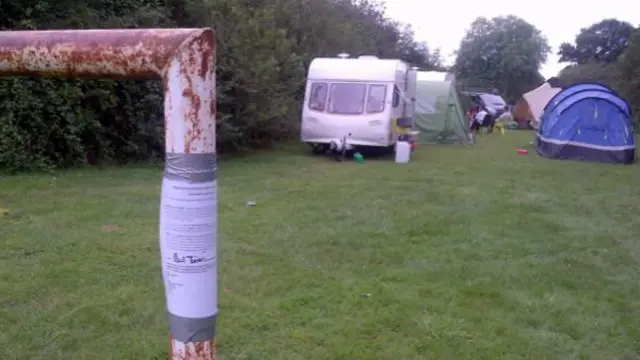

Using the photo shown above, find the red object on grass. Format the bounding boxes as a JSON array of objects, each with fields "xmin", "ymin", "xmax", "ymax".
[{"xmin": 517, "ymin": 148, "xmax": 529, "ymax": 154}]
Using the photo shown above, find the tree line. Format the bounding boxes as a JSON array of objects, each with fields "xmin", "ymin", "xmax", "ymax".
[
  {"xmin": 555, "ymin": 19, "xmax": 640, "ymax": 121},
  {"xmin": 452, "ymin": 16, "xmax": 640, "ymax": 126},
  {"xmin": 0, "ymin": 0, "xmax": 442, "ymax": 172}
]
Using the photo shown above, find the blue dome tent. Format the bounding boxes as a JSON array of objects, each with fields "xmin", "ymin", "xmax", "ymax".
[{"xmin": 536, "ymin": 83, "xmax": 635, "ymax": 164}]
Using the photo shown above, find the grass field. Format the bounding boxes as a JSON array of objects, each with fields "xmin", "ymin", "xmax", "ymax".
[{"xmin": 2, "ymin": 132, "xmax": 640, "ymax": 360}]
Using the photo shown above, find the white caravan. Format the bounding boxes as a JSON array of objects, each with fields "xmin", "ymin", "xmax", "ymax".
[{"xmin": 300, "ymin": 55, "xmax": 417, "ymax": 151}]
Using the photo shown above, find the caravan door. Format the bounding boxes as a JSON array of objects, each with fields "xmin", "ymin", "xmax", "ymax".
[{"xmin": 403, "ymin": 68, "xmax": 417, "ymax": 121}]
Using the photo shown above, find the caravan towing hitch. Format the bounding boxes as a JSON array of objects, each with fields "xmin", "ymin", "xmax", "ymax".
[{"xmin": 327, "ymin": 133, "xmax": 352, "ymax": 162}]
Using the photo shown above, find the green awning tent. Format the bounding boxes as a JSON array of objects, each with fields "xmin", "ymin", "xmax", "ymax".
[{"xmin": 414, "ymin": 71, "xmax": 470, "ymax": 144}]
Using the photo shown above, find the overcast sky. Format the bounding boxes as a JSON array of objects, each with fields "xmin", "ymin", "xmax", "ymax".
[{"xmin": 382, "ymin": 0, "xmax": 640, "ymax": 79}]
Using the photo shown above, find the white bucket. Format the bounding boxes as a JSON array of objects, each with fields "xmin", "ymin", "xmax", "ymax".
[{"xmin": 395, "ymin": 141, "xmax": 411, "ymax": 163}]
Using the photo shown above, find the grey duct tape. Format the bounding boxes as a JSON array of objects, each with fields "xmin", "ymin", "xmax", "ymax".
[
  {"xmin": 169, "ymin": 313, "xmax": 217, "ymax": 342},
  {"xmin": 165, "ymin": 152, "xmax": 216, "ymax": 182}
]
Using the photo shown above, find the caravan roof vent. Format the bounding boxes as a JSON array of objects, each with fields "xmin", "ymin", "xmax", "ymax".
[
  {"xmin": 358, "ymin": 55, "xmax": 379, "ymax": 60},
  {"xmin": 337, "ymin": 53, "xmax": 350, "ymax": 59}
]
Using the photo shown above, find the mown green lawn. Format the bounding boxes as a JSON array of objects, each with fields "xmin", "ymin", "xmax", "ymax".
[{"xmin": 1, "ymin": 132, "xmax": 640, "ymax": 360}]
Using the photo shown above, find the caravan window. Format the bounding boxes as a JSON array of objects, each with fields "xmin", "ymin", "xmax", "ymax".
[
  {"xmin": 328, "ymin": 83, "xmax": 367, "ymax": 115},
  {"xmin": 308, "ymin": 82, "xmax": 327, "ymax": 111},
  {"xmin": 366, "ymin": 84, "xmax": 387, "ymax": 113},
  {"xmin": 392, "ymin": 85, "xmax": 401, "ymax": 108}
]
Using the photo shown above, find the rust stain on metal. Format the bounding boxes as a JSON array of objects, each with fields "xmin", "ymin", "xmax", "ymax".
[
  {"xmin": 207, "ymin": 33, "xmax": 217, "ymax": 136},
  {"xmin": 171, "ymin": 28, "xmax": 214, "ymax": 153},
  {"xmin": 0, "ymin": 29, "xmax": 210, "ymax": 79},
  {"xmin": 183, "ymin": 87, "xmax": 202, "ymax": 152},
  {"xmin": 171, "ymin": 338, "xmax": 216, "ymax": 360},
  {"xmin": 196, "ymin": 31, "xmax": 214, "ymax": 79}
]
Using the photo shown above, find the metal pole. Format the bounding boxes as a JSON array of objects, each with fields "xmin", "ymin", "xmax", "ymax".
[
  {"xmin": 161, "ymin": 29, "xmax": 217, "ymax": 360},
  {"xmin": 0, "ymin": 28, "xmax": 218, "ymax": 360}
]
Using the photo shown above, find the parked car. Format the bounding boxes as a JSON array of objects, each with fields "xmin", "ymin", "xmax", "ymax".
[{"xmin": 471, "ymin": 92, "xmax": 509, "ymax": 117}]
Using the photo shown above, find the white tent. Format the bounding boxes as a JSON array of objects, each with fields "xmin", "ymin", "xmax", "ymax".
[
  {"xmin": 523, "ymin": 82, "xmax": 562, "ymax": 129},
  {"xmin": 418, "ymin": 71, "xmax": 455, "ymax": 82}
]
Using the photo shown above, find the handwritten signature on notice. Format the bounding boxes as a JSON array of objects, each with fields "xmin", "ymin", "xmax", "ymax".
[{"xmin": 172, "ymin": 252, "xmax": 212, "ymax": 264}]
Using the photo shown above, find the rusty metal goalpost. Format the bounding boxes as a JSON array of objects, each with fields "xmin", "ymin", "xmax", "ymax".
[{"xmin": 0, "ymin": 28, "xmax": 218, "ymax": 360}]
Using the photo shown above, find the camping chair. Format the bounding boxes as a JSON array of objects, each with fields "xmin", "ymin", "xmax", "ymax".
[{"xmin": 492, "ymin": 112, "xmax": 513, "ymax": 135}]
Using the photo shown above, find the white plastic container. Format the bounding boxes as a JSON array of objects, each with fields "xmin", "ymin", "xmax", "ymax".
[{"xmin": 395, "ymin": 141, "xmax": 411, "ymax": 163}]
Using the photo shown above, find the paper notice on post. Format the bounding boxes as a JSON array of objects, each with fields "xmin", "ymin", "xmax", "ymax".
[{"xmin": 160, "ymin": 178, "xmax": 217, "ymax": 318}]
